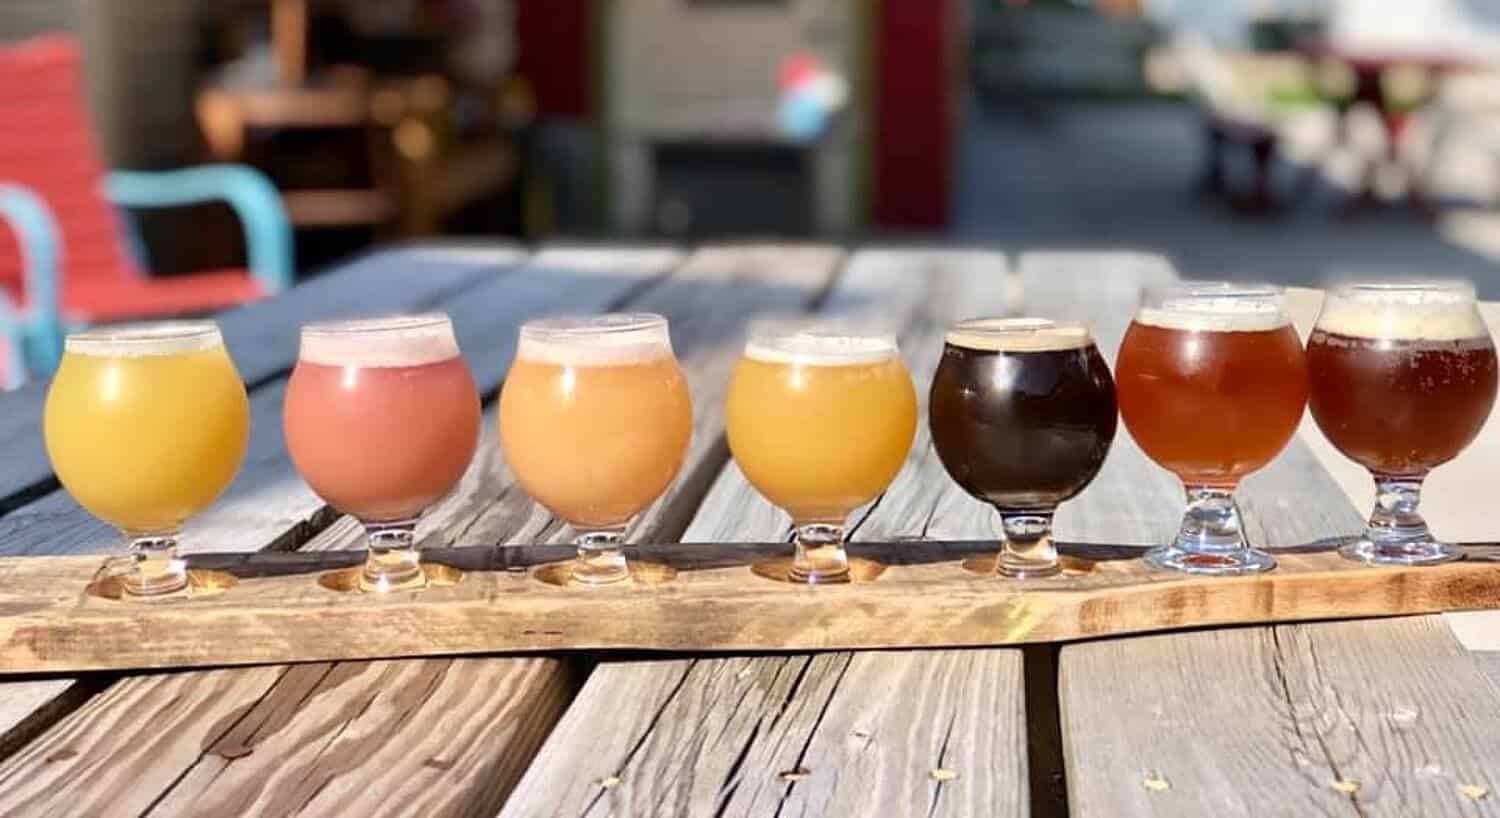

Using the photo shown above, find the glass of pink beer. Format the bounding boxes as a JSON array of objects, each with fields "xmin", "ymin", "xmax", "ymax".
[
  {"xmin": 499, "ymin": 314, "xmax": 692, "ymax": 584},
  {"xmin": 285, "ymin": 314, "xmax": 480, "ymax": 592}
]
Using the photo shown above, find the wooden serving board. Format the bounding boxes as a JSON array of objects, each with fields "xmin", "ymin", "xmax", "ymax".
[{"xmin": 4, "ymin": 540, "xmax": 1500, "ymax": 674}]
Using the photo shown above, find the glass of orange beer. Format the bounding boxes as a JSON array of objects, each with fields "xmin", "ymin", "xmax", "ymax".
[
  {"xmin": 285, "ymin": 315, "xmax": 481, "ymax": 592},
  {"xmin": 1116, "ymin": 283, "xmax": 1308, "ymax": 575},
  {"xmin": 499, "ymin": 314, "xmax": 693, "ymax": 584},
  {"xmin": 1307, "ymin": 280, "xmax": 1497, "ymax": 565},
  {"xmin": 726, "ymin": 320, "xmax": 918, "ymax": 583},
  {"xmin": 44, "ymin": 322, "xmax": 250, "ymax": 596}
]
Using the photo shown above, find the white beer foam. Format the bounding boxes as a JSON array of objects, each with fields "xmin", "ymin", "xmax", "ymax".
[
  {"xmin": 1138, "ymin": 297, "xmax": 1288, "ymax": 332},
  {"xmin": 66, "ymin": 322, "xmax": 223, "ymax": 357},
  {"xmin": 945, "ymin": 318, "xmax": 1091, "ymax": 352},
  {"xmin": 745, "ymin": 332, "xmax": 898, "ymax": 366},
  {"xmin": 1317, "ymin": 285, "xmax": 1489, "ymax": 342},
  {"xmin": 517, "ymin": 314, "xmax": 672, "ymax": 366},
  {"xmin": 301, "ymin": 315, "xmax": 460, "ymax": 367}
]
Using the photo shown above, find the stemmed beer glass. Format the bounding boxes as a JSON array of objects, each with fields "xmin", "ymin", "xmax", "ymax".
[
  {"xmin": 284, "ymin": 314, "xmax": 481, "ymax": 592},
  {"xmin": 499, "ymin": 314, "xmax": 693, "ymax": 584},
  {"xmin": 1115, "ymin": 283, "xmax": 1308, "ymax": 575},
  {"xmin": 45, "ymin": 322, "xmax": 250, "ymax": 596},
  {"xmin": 1306, "ymin": 280, "xmax": 1497, "ymax": 565},
  {"xmin": 725, "ymin": 320, "xmax": 917, "ymax": 583},
  {"xmin": 929, "ymin": 318, "xmax": 1117, "ymax": 578}
]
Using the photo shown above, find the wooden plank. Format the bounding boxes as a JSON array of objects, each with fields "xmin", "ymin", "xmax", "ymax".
[
  {"xmin": 0, "ymin": 244, "xmax": 835, "ymax": 816},
  {"xmin": 0, "ymin": 243, "xmax": 525, "ymax": 509},
  {"xmin": 1058, "ymin": 268, "xmax": 1500, "ymax": 816},
  {"xmin": 501, "ymin": 248, "xmax": 1029, "ymax": 818}
]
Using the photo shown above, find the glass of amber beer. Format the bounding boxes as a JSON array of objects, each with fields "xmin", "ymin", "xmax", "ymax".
[
  {"xmin": 726, "ymin": 320, "xmax": 918, "ymax": 583},
  {"xmin": 45, "ymin": 322, "xmax": 250, "ymax": 596},
  {"xmin": 285, "ymin": 315, "xmax": 481, "ymax": 592},
  {"xmin": 499, "ymin": 314, "xmax": 693, "ymax": 584},
  {"xmin": 1116, "ymin": 283, "xmax": 1308, "ymax": 574},
  {"xmin": 1307, "ymin": 280, "xmax": 1497, "ymax": 565},
  {"xmin": 930, "ymin": 319, "xmax": 1118, "ymax": 578}
]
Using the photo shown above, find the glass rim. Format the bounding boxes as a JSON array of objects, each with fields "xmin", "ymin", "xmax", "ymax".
[
  {"xmin": 519, "ymin": 312, "xmax": 667, "ymax": 340},
  {"xmin": 64, "ymin": 321, "xmax": 222, "ymax": 355},
  {"xmin": 1150, "ymin": 280, "xmax": 1285, "ymax": 301},
  {"xmin": 1330, "ymin": 278, "xmax": 1476, "ymax": 299},
  {"xmin": 301, "ymin": 313, "xmax": 452, "ymax": 338},
  {"xmin": 944, "ymin": 317, "xmax": 1093, "ymax": 351},
  {"xmin": 745, "ymin": 315, "xmax": 900, "ymax": 344}
]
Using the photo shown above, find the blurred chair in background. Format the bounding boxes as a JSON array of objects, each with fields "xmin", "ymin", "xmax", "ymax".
[{"xmin": 0, "ymin": 36, "xmax": 293, "ymax": 385}]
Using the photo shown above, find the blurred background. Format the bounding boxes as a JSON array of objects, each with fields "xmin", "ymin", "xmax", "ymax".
[{"xmin": 0, "ymin": 0, "xmax": 1498, "ymax": 382}]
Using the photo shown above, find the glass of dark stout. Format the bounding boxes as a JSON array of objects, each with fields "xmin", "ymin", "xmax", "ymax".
[
  {"xmin": 1307, "ymin": 280, "xmax": 1498, "ymax": 565},
  {"xmin": 930, "ymin": 318, "xmax": 1118, "ymax": 578}
]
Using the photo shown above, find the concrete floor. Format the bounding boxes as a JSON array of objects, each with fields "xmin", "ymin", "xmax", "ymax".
[{"xmin": 953, "ymin": 100, "xmax": 1500, "ymax": 296}]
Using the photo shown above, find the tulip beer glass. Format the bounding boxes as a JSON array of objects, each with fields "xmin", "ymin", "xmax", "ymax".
[
  {"xmin": 499, "ymin": 314, "xmax": 693, "ymax": 584},
  {"xmin": 726, "ymin": 321, "xmax": 917, "ymax": 583},
  {"xmin": 1307, "ymin": 280, "xmax": 1497, "ymax": 565},
  {"xmin": 45, "ymin": 322, "xmax": 250, "ymax": 596},
  {"xmin": 930, "ymin": 318, "xmax": 1118, "ymax": 578},
  {"xmin": 1116, "ymin": 283, "xmax": 1308, "ymax": 575},
  {"xmin": 285, "ymin": 314, "xmax": 481, "ymax": 592}
]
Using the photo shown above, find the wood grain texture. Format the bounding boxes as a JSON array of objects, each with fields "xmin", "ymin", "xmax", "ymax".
[
  {"xmin": 1060, "ymin": 270, "xmax": 1498, "ymax": 816},
  {"xmin": 8, "ymin": 540, "xmax": 1500, "ymax": 673},
  {"xmin": 501, "ymin": 248, "xmax": 1030, "ymax": 818},
  {"xmin": 0, "ymin": 243, "xmax": 525, "ymax": 507}
]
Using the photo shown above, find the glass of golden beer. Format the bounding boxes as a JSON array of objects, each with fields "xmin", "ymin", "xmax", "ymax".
[
  {"xmin": 726, "ymin": 320, "xmax": 918, "ymax": 583},
  {"xmin": 499, "ymin": 314, "xmax": 693, "ymax": 584},
  {"xmin": 1307, "ymin": 280, "xmax": 1498, "ymax": 565},
  {"xmin": 44, "ymin": 322, "xmax": 250, "ymax": 596},
  {"xmin": 1115, "ymin": 283, "xmax": 1308, "ymax": 575}
]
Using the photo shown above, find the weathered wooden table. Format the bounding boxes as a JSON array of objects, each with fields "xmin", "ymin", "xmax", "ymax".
[{"xmin": 1, "ymin": 243, "xmax": 1498, "ymax": 817}]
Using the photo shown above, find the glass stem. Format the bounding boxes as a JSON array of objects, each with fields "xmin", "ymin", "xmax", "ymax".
[
  {"xmin": 361, "ymin": 519, "xmax": 424, "ymax": 593},
  {"xmin": 790, "ymin": 522, "xmax": 849, "ymax": 584},
  {"xmin": 1175, "ymin": 487, "xmax": 1246, "ymax": 553},
  {"xmin": 573, "ymin": 525, "xmax": 629, "ymax": 585},
  {"xmin": 125, "ymin": 531, "xmax": 187, "ymax": 596},
  {"xmin": 1368, "ymin": 474, "xmax": 1430, "ymax": 543},
  {"xmin": 997, "ymin": 510, "xmax": 1059, "ymax": 578}
]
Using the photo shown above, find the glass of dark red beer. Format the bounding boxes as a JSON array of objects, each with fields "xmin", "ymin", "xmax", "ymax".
[
  {"xmin": 1116, "ymin": 283, "xmax": 1308, "ymax": 575},
  {"xmin": 1307, "ymin": 280, "xmax": 1498, "ymax": 565},
  {"xmin": 930, "ymin": 318, "xmax": 1118, "ymax": 578}
]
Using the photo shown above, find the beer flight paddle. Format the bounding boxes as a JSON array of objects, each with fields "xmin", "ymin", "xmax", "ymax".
[{"xmin": 37, "ymin": 278, "xmax": 1500, "ymax": 601}]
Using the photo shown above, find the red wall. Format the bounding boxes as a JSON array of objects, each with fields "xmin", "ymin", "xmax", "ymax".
[
  {"xmin": 874, "ymin": 0, "xmax": 955, "ymax": 228},
  {"xmin": 515, "ymin": 0, "xmax": 590, "ymax": 117}
]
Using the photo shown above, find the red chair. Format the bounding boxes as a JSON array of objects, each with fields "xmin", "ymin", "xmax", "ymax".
[{"xmin": 0, "ymin": 36, "xmax": 292, "ymax": 377}]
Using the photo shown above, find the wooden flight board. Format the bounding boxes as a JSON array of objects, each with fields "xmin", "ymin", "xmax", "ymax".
[{"xmin": 3, "ymin": 540, "xmax": 1500, "ymax": 674}]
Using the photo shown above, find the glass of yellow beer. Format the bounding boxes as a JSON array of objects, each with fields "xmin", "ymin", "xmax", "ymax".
[
  {"xmin": 499, "ymin": 314, "xmax": 693, "ymax": 584},
  {"xmin": 726, "ymin": 320, "xmax": 918, "ymax": 583},
  {"xmin": 44, "ymin": 322, "xmax": 250, "ymax": 596}
]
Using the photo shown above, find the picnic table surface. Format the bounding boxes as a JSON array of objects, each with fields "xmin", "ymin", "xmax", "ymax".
[{"xmin": 0, "ymin": 242, "xmax": 1498, "ymax": 818}]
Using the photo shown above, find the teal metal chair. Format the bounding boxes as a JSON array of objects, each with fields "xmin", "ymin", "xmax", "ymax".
[{"xmin": 0, "ymin": 36, "xmax": 293, "ymax": 384}]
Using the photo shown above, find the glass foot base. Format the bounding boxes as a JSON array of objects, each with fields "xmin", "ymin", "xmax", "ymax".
[
  {"xmin": 1146, "ymin": 545, "xmax": 1276, "ymax": 576},
  {"xmin": 1340, "ymin": 538, "xmax": 1464, "ymax": 566},
  {"xmin": 571, "ymin": 563, "xmax": 630, "ymax": 585},
  {"xmin": 359, "ymin": 569, "xmax": 428, "ymax": 594},
  {"xmin": 124, "ymin": 558, "xmax": 189, "ymax": 597}
]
